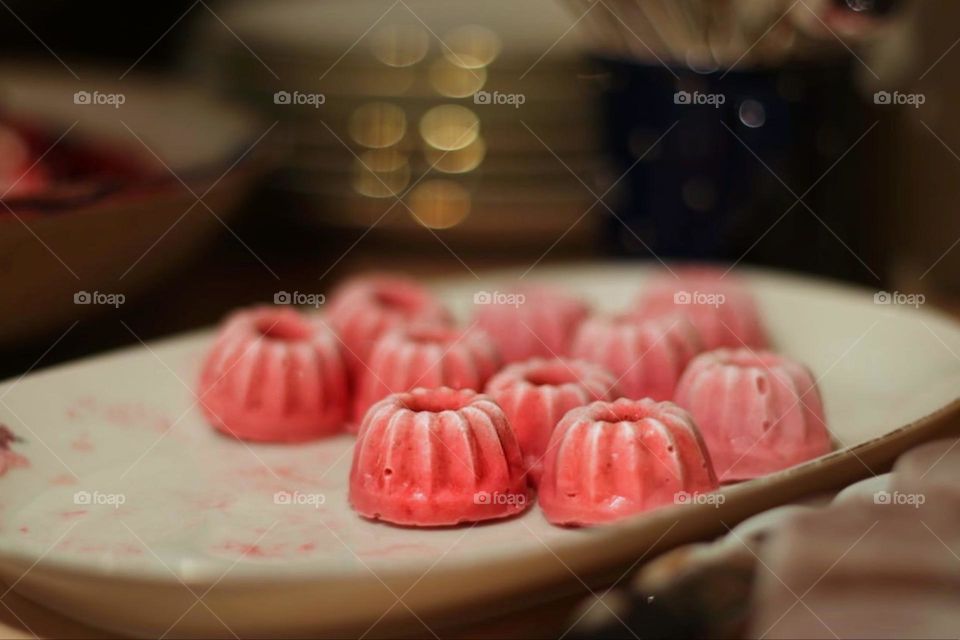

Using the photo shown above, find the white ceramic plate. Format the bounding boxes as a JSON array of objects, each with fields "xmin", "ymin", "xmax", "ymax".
[{"xmin": 2, "ymin": 264, "xmax": 959, "ymax": 638}]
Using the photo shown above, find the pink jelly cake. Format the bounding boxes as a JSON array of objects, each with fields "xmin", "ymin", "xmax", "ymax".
[
  {"xmin": 473, "ymin": 286, "xmax": 589, "ymax": 363},
  {"xmin": 198, "ymin": 307, "xmax": 349, "ymax": 442},
  {"xmin": 674, "ymin": 348, "xmax": 831, "ymax": 481},
  {"xmin": 633, "ymin": 267, "xmax": 769, "ymax": 350},
  {"xmin": 353, "ymin": 323, "xmax": 501, "ymax": 425},
  {"xmin": 326, "ymin": 274, "xmax": 452, "ymax": 380},
  {"xmin": 539, "ymin": 398, "xmax": 718, "ymax": 526},
  {"xmin": 571, "ymin": 314, "xmax": 702, "ymax": 401},
  {"xmin": 484, "ymin": 358, "xmax": 618, "ymax": 484},
  {"xmin": 349, "ymin": 387, "xmax": 530, "ymax": 526}
]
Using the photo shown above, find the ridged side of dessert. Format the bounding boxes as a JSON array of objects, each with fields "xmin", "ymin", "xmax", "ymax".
[
  {"xmin": 326, "ymin": 274, "xmax": 452, "ymax": 380},
  {"xmin": 571, "ymin": 314, "xmax": 703, "ymax": 401},
  {"xmin": 473, "ymin": 286, "xmax": 589, "ymax": 363},
  {"xmin": 353, "ymin": 324, "xmax": 501, "ymax": 425},
  {"xmin": 199, "ymin": 306, "xmax": 349, "ymax": 442},
  {"xmin": 349, "ymin": 387, "xmax": 530, "ymax": 526},
  {"xmin": 539, "ymin": 398, "xmax": 718, "ymax": 525},
  {"xmin": 674, "ymin": 348, "xmax": 830, "ymax": 481},
  {"xmin": 485, "ymin": 358, "xmax": 618, "ymax": 484},
  {"xmin": 634, "ymin": 267, "xmax": 769, "ymax": 350}
]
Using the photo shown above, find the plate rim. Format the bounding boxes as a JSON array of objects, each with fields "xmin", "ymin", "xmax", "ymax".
[{"xmin": 2, "ymin": 262, "xmax": 960, "ymax": 587}]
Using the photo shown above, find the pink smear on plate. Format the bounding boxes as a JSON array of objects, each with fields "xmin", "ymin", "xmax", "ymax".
[
  {"xmin": 213, "ymin": 540, "xmax": 318, "ymax": 559},
  {"xmin": 0, "ymin": 425, "xmax": 29, "ymax": 476},
  {"xmin": 65, "ymin": 398, "xmax": 171, "ymax": 433},
  {"xmin": 70, "ymin": 434, "xmax": 94, "ymax": 452}
]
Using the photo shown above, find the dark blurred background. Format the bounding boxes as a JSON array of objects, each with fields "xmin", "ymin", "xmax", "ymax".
[{"xmin": 2, "ymin": 0, "xmax": 959, "ymax": 378}]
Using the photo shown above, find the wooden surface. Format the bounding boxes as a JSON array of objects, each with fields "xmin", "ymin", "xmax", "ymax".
[{"xmin": 0, "ymin": 591, "xmax": 110, "ymax": 640}]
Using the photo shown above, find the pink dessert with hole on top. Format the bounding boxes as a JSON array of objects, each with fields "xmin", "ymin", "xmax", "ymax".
[
  {"xmin": 674, "ymin": 348, "xmax": 830, "ymax": 482},
  {"xmin": 571, "ymin": 313, "xmax": 703, "ymax": 401},
  {"xmin": 352, "ymin": 323, "xmax": 501, "ymax": 426},
  {"xmin": 326, "ymin": 274, "xmax": 452, "ymax": 381},
  {"xmin": 349, "ymin": 387, "xmax": 530, "ymax": 526},
  {"xmin": 484, "ymin": 358, "xmax": 618, "ymax": 485},
  {"xmin": 198, "ymin": 306, "xmax": 349, "ymax": 442},
  {"xmin": 633, "ymin": 266, "xmax": 769, "ymax": 350},
  {"xmin": 539, "ymin": 398, "xmax": 718, "ymax": 526},
  {"xmin": 473, "ymin": 286, "xmax": 589, "ymax": 363}
]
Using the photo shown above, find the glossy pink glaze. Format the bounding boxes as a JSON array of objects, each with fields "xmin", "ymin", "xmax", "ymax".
[
  {"xmin": 349, "ymin": 388, "xmax": 530, "ymax": 526},
  {"xmin": 198, "ymin": 306, "xmax": 349, "ymax": 442},
  {"xmin": 353, "ymin": 324, "xmax": 501, "ymax": 425},
  {"xmin": 674, "ymin": 348, "xmax": 831, "ymax": 481},
  {"xmin": 484, "ymin": 358, "xmax": 618, "ymax": 484},
  {"xmin": 539, "ymin": 398, "xmax": 718, "ymax": 526},
  {"xmin": 473, "ymin": 286, "xmax": 590, "ymax": 363},
  {"xmin": 633, "ymin": 267, "xmax": 769, "ymax": 350},
  {"xmin": 571, "ymin": 314, "xmax": 703, "ymax": 401}
]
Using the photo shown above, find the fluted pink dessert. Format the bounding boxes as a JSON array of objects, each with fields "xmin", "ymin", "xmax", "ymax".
[
  {"xmin": 473, "ymin": 286, "xmax": 589, "ymax": 363},
  {"xmin": 353, "ymin": 324, "xmax": 501, "ymax": 425},
  {"xmin": 349, "ymin": 387, "xmax": 530, "ymax": 526},
  {"xmin": 485, "ymin": 358, "xmax": 618, "ymax": 484},
  {"xmin": 571, "ymin": 314, "xmax": 703, "ymax": 401},
  {"xmin": 674, "ymin": 348, "xmax": 831, "ymax": 481},
  {"xmin": 539, "ymin": 398, "xmax": 718, "ymax": 526},
  {"xmin": 198, "ymin": 307, "xmax": 349, "ymax": 442},
  {"xmin": 634, "ymin": 267, "xmax": 769, "ymax": 350},
  {"xmin": 326, "ymin": 274, "xmax": 452, "ymax": 379}
]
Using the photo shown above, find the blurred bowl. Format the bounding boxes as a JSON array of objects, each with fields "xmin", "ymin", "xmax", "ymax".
[{"xmin": 0, "ymin": 64, "xmax": 271, "ymax": 347}]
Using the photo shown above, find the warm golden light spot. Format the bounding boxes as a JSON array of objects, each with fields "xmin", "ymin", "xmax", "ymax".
[
  {"xmin": 441, "ymin": 25, "xmax": 501, "ymax": 69},
  {"xmin": 419, "ymin": 105, "xmax": 479, "ymax": 151},
  {"xmin": 428, "ymin": 56, "xmax": 487, "ymax": 98},
  {"xmin": 360, "ymin": 148, "xmax": 408, "ymax": 172},
  {"xmin": 369, "ymin": 25, "xmax": 429, "ymax": 68},
  {"xmin": 423, "ymin": 135, "xmax": 486, "ymax": 174},
  {"xmin": 352, "ymin": 149, "xmax": 410, "ymax": 198},
  {"xmin": 349, "ymin": 102, "xmax": 407, "ymax": 149},
  {"xmin": 408, "ymin": 180, "xmax": 471, "ymax": 228}
]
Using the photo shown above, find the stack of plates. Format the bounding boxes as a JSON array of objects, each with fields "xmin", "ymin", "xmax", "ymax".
[{"xmin": 190, "ymin": 0, "xmax": 601, "ymax": 247}]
